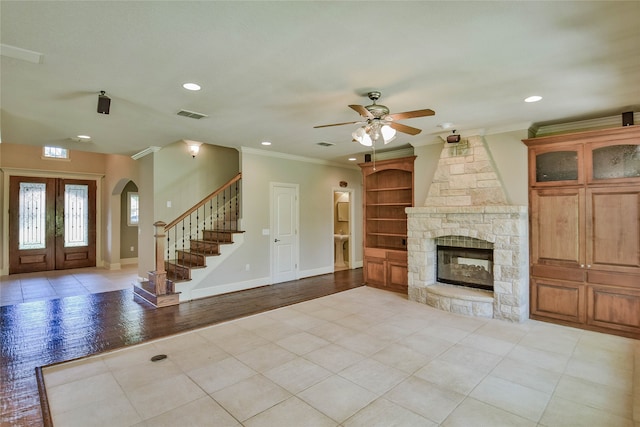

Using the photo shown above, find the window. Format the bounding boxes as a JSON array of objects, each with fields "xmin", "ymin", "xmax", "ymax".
[
  {"xmin": 43, "ymin": 146, "xmax": 69, "ymax": 159},
  {"xmin": 128, "ymin": 192, "xmax": 139, "ymax": 226}
]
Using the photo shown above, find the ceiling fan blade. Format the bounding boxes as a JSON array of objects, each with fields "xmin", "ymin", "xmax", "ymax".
[
  {"xmin": 387, "ymin": 109, "xmax": 435, "ymax": 120},
  {"xmin": 313, "ymin": 121, "xmax": 361, "ymax": 129},
  {"xmin": 349, "ymin": 104, "xmax": 374, "ymax": 119},
  {"xmin": 389, "ymin": 121, "xmax": 422, "ymax": 136}
]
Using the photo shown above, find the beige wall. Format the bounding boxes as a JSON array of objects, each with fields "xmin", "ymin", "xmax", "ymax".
[
  {"xmin": 413, "ymin": 130, "xmax": 529, "ymax": 207},
  {"xmin": 1, "ymin": 143, "xmax": 107, "ymax": 172},
  {"xmin": 153, "ymin": 142, "xmax": 240, "ymax": 223},
  {"xmin": 0, "ymin": 143, "xmax": 139, "ymax": 274},
  {"xmin": 103, "ymin": 153, "xmax": 139, "ymax": 269},
  {"xmin": 137, "ymin": 154, "xmax": 155, "ymax": 277},
  {"xmin": 120, "ymin": 181, "xmax": 139, "ymax": 260},
  {"xmin": 193, "ymin": 148, "xmax": 363, "ymax": 287}
]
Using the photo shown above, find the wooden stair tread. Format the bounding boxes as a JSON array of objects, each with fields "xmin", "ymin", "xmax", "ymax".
[{"xmin": 164, "ymin": 229, "xmax": 245, "ymax": 289}]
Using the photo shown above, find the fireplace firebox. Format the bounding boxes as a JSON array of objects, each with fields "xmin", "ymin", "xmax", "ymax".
[{"xmin": 437, "ymin": 246, "xmax": 493, "ymax": 291}]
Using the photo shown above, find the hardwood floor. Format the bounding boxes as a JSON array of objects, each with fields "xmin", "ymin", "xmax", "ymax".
[{"xmin": 0, "ymin": 268, "xmax": 364, "ymax": 426}]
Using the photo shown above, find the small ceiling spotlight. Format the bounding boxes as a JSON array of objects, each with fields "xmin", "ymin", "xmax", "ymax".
[
  {"xmin": 97, "ymin": 90, "xmax": 110, "ymax": 114},
  {"xmin": 524, "ymin": 95, "xmax": 542, "ymax": 103},
  {"xmin": 446, "ymin": 130, "xmax": 461, "ymax": 144},
  {"xmin": 184, "ymin": 139, "xmax": 202, "ymax": 158},
  {"xmin": 261, "ymin": 141, "xmax": 272, "ymax": 146}
]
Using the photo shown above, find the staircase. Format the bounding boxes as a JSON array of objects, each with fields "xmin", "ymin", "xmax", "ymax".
[
  {"xmin": 133, "ymin": 173, "xmax": 243, "ymax": 307},
  {"xmin": 165, "ymin": 229, "xmax": 244, "ymax": 282}
]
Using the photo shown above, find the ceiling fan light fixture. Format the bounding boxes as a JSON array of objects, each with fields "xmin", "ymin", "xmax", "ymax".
[
  {"xmin": 352, "ymin": 127, "xmax": 372, "ymax": 146},
  {"xmin": 381, "ymin": 125, "xmax": 396, "ymax": 144},
  {"xmin": 316, "ymin": 91, "xmax": 433, "ymax": 147}
]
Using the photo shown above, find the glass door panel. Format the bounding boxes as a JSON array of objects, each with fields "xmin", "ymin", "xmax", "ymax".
[
  {"xmin": 18, "ymin": 182, "xmax": 47, "ymax": 250},
  {"xmin": 64, "ymin": 184, "xmax": 89, "ymax": 247},
  {"xmin": 592, "ymin": 144, "xmax": 640, "ymax": 180}
]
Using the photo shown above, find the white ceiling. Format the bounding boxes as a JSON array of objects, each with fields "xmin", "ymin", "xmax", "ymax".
[{"xmin": 2, "ymin": 1, "xmax": 639, "ymax": 165}]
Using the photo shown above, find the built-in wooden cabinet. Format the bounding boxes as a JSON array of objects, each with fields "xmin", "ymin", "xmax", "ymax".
[
  {"xmin": 524, "ymin": 126, "xmax": 640, "ymax": 338},
  {"xmin": 360, "ymin": 156, "xmax": 415, "ymax": 294}
]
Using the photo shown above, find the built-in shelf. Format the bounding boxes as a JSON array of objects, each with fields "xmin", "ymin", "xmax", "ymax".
[{"xmin": 360, "ymin": 156, "xmax": 415, "ymax": 294}]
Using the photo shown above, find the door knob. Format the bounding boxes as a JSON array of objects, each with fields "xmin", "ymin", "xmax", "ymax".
[{"xmin": 274, "ymin": 239, "xmax": 280, "ymax": 242}]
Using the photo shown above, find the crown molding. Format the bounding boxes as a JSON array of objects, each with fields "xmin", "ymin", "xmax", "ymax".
[
  {"xmin": 532, "ymin": 113, "xmax": 639, "ymax": 137},
  {"xmin": 131, "ymin": 146, "xmax": 161, "ymax": 160},
  {"xmin": 239, "ymin": 146, "xmax": 359, "ymax": 170}
]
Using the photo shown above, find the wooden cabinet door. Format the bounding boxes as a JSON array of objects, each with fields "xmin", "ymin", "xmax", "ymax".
[
  {"xmin": 586, "ymin": 186, "xmax": 640, "ymax": 275},
  {"xmin": 363, "ymin": 257, "xmax": 386, "ymax": 287},
  {"xmin": 530, "ymin": 277, "xmax": 585, "ymax": 324},
  {"xmin": 530, "ymin": 188, "xmax": 585, "ymax": 268},
  {"xmin": 587, "ymin": 285, "xmax": 640, "ymax": 336},
  {"xmin": 386, "ymin": 261, "xmax": 408, "ymax": 293}
]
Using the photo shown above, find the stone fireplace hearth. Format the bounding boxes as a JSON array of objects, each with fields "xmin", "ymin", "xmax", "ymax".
[{"xmin": 407, "ymin": 135, "xmax": 529, "ymax": 322}]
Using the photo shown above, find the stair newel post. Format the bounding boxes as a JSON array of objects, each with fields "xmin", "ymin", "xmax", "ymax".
[{"xmin": 153, "ymin": 221, "xmax": 168, "ymax": 295}]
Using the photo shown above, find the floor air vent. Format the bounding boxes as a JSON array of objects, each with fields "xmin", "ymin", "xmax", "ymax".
[{"xmin": 177, "ymin": 109, "xmax": 208, "ymax": 119}]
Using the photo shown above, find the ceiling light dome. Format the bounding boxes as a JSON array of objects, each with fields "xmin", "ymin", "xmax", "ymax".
[
  {"xmin": 381, "ymin": 125, "xmax": 396, "ymax": 144},
  {"xmin": 352, "ymin": 127, "xmax": 372, "ymax": 146}
]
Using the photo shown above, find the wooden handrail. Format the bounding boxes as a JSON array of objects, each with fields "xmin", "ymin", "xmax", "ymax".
[{"xmin": 164, "ymin": 172, "xmax": 241, "ymax": 231}]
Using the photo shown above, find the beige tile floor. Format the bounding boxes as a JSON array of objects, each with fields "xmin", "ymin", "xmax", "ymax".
[
  {"xmin": 43, "ymin": 286, "xmax": 639, "ymax": 427},
  {"xmin": 0, "ymin": 264, "xmax": 140, "ymax": 306}
]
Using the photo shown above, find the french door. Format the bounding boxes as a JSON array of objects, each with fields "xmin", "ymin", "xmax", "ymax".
[{"xmin": 9, "ymin": 176, "xmax": 96, "ymax": 274}]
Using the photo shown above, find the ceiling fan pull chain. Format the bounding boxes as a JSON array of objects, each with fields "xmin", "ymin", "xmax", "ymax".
[{"xmin": 372, "ymin": 145, "xmax": 376, "ymax": 171}]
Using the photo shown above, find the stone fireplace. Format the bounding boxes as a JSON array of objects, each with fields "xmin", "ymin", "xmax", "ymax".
[{"xmin": 407, "ymin": 136, "xmax": 529, "ymax": 322}]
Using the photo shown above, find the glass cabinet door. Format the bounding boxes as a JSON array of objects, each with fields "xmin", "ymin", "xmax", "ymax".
[
  {"xmin": 590, "ymin": 143, "xmax": 640, "ymax": 181},
  {"xmin": 536, "ymin": 151, "xmax": 579, "ymax": 182},
  {"xmin": 530, "ymin": 144, "xmax": 583, "ymax": 186}
]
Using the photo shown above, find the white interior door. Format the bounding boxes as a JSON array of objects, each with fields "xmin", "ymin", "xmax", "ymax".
[{"xmin": 271, "ymin": 183, "xmax": 298, "ymax": 283}]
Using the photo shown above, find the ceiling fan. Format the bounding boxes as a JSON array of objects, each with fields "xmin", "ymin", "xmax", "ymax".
[{"xmin": 314, "ymin": 91, "xmax": 435, "ymax": 146}]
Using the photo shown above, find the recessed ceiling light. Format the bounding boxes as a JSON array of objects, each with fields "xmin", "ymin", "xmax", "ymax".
[
  {"xmin": 348, "ymin": 157, "xmax": 357, "ymax": 161},
  {"xmin": 524, "ymin": 95, "xmax": 542, "ymax": 103},
  {"xmin": 182, "ymin": 83, "xmax": 201, "ymax": 91},
  {"xmin": 437, "ymin": 122, "xmax": 454, "ymax": 129},
  {"xmin": 77, "ymin": 135, "xmax": 91, "ymax": 140},
  {"xmin": 261, "ymin": 141, "xmax": 271, "ymax": 146}
]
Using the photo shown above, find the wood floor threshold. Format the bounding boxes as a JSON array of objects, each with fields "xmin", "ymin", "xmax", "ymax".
[{"xmin": 1, "ymin": 268, "xmax": 364, "ymax": 426}]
